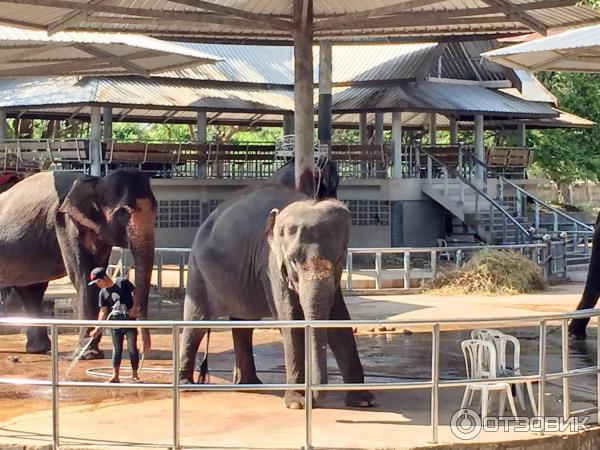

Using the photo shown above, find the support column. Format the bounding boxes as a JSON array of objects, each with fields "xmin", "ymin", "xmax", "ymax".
[
  {"xmin": 374, "ymin": 112, "xmax": 384, "ymax": 145},
  {"xmin": 392, "ymin": 111, "xmax": 403, "ymax": 179},
  {"xmin": 196, "ymin": 111, "xmax": 207, "ymax": 178},
  {"xmin": 358, "ymin": 112, "xmax": 368, "ymax": 144},
  {"xmin": 475, "ymin": 114, "xmax": 485, "ymax": 180},
  {"xmin": 517, "ymin": 123, "xmax": 526, "ymax": 147},
  {"xmin": 90, "ymin": 106, "xmax": 102, "ymax": 177},
  {"xmin": 0, "ymin": 109, "xmax": 6, "ymax": 141},
  {"xmin": 293, "ymin": 0, "xmax": 314, "ymax": 194},
  {"xmin": 449, "ymin": 116, "xmax": 458, "ymax": 145},
  {"xmin": 102, "ymin": 106, "xmax": 112, "ymax": 143},
  {"xmin": 283, "ymin": 114, "xmax": 294, "ymax": 136},
  {"xmin": 429, "ymin": 112, "xmax": 437, "ymax": 145},
  {"xmin": 317, "ymin": 40, "xmax": 332, "ymax": 152}
]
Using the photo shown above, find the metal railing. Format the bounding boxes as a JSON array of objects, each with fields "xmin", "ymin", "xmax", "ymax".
[
  {"xmin": 109, "ymin": 242, "xmax": 567, "ymax": 294},
  {"xmin": 1, "ymin": 308, "xmax": 599, "ymax": 449}
]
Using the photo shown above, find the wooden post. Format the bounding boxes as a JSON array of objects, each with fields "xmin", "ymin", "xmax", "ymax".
[
  {"xmin": 90, "ymin": 106, "xmax": 102, "ymax": 177},
  {"xmin": 358, "ymin": 112, "xmax": 368, "ymax": 144},
  {"xmin": 317, "ymin": 40, "xmax": 332, "ymax": 152},
  {"xmin": 197, "ymin": 111, "xmax": 207, "ymax": 178},
  {"xmin": 392, "ymin": 111, "xmax": 402, "ymax": 179},
  {"xmin": 374, "ymin": 112, "xmax": 384, "ymax": 145},
  {"xmin": 517, "ymin": 123, "xmax": 526, "ymax": 147},
  {"xmin": 283, "ymin": 114, "xmax": 294, "ymax": 136},
  {"xmin": 293, "ymin": 0, "xmax": 315, "ymax": 195},
  {"xmin": 449, "ymin": 116, "xmax": 458, "ymax": 145},
  {"xmin": 429, "ymin": 113, "xmax": 437, "ymax": 145},
  {"xmin": 475, "ymin": 114, "xmax": 484, "ymax": 180},
  {"xmin": 102, "ymin": 106, "xmax": 112, "ymax": 143},
  {"xmin": 0, "ymin": 109, "xmax": 6, "ymax": 141}
]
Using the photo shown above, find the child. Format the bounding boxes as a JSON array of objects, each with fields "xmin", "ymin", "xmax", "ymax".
[{"xmin": 89, "ymin": 267, "xmax": 141, "ymax": 383}]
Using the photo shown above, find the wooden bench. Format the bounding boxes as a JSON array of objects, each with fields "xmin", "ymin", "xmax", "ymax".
[
  {"xmin": 486, "ymin": 147, "xmax": 534, "ymax": 178},
  {"xmin": 486, "ymin": 148, "xmax": 510, "ymax": 168}
]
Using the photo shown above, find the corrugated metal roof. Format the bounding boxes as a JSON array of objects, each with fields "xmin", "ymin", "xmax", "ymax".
[
  {"xmin": 0, "ymin": 1, "xmax": 596, "ymax": 42},
  {"xmin": 483, "ymin": 24, "xmax": 600, "ymax": 72},
  {"xmin": 0, "ymin": 25, "xmax": 220, "ymax": 77},
  {"xmin": 500, "ymin": 70, "xmax": 557, "ymax": 104},
  {"xmin": 330, "ymin": 82, "xmax": 557, "ymax": 117}
]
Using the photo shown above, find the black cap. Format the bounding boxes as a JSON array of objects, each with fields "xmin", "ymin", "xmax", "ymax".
[{"xmin": 88, "ymin": 267, "xmax": 108, "ymax": 285}]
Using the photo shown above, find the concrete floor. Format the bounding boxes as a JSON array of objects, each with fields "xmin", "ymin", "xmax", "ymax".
[{"xmin": 0, "ymin": 279, "xmax": 598, "ymax": 449}]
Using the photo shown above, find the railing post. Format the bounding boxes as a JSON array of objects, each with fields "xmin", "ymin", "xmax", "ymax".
[
  {"xmin": 414, "ymin": 146, "xmax": 420, "ymax": 178},
  {"xmin": 304, "ymin": 325, "xmax": 313, "ymax": 450},
  {"xmin": 403, "ymin": 251, "xmax": 411, "ymax": 289},
  {"xmin": 538, "ymin": 320, "xmax": 547, "ymax": 428},
  {"xmin": 443, "ymin": 167, "xmax": 448, "ymax": 196},
  {"xmin": 456, "ymin": 249, "xmax": 463, "ymax": 267},
  {"xmin": 173, "ymin": 325, "xmax": 180, "ymax": 450},
  {"xmin": 457, "ymin": 148, "xmax": 463, "ymax": 177},
  {"xmin": 427, "ymin": 155, "xmax": 432, "ymax": 182},
  {"xmin": 561, "ymin": 319, "xmax": 570, "ymax": 421},
  {"xmin": 375, "ymin": 252, "xmax": 382, "ymax": 290},
  {"xmin": 516, "ymin": 189, "xmax": 522, "ymax": 218},
  {"xmin": 430, "ymin": 323, "xmax": 440, "ymax": 444},
  {"xmin": 535, "ymin": 202, "xmax": 540, "ymax": 230},
  {"xmin": 346, "ymin": 252, "xmax": 353, "ymax": 291},
  {"xmin": 51, "ymin": 324, "xmax": 59, "ymax": 450},
  {"xmin": 431, "ymin": 251, "xmax": 437, "ymax": 279},
  {"xmin": 179, "ymin": 254, "xmax": 185, "ymax": 289},
  {"xmin": 584, "ymin": 234, "xmax": 590, "ymax": 254},
  {"xmin": 498, "ymin": 179, "xmax": 504, "ymax": 207},
  {"xmin": 459, "ymin": 179, "xmax": 465, "ymax": 205},
  {"xmin": 157, "ymin": 252, "xmax": 163, "ymax": 290},
  {"xmin": 553, "ymin": 212, "xmax": 559, "ymax": 234}
]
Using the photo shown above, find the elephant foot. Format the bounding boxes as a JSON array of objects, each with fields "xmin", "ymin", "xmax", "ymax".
[
  {"xmin": 178, "ymin": 369, "xmax": 195, "ymax": 385},
  {"xmin": 79, "ymin": 348, "xmax": 104, "ymax": 360},
  {"xmin": 25, "ymin": 336, "xmax": 51, "ymax": 354},
  {"xmin": 284, "ymin": 391, "xmax": 320, "ymax": 410},
  {"xmin": 568, "ymin": 324, "xmax": 587, "ymax": 341},
  {"xmin": 345, "ymin": 390, "xmax": 376, "ymax": 408},
  {"xmin": 233, "ymin": 369, "xmax": 263, "ymax": 385}
]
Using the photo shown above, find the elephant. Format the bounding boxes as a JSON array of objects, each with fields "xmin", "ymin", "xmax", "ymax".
[
  {"xmin": 569, "ymin": 212, "xmax": 600, "ymax": 339},
  {"xmin": 0, "ymin": 169, "xmax": 156, "ymax": 356},
  {"xmin": 271, "ymin": 159, "xmax": 339, "ymax": 200},
  {"xmin": 179, "ymin": 184, "xmax": 375, "ymax": 409}
]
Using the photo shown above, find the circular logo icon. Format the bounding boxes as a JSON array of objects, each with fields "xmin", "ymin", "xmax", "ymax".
[{"xmin": 450, "ymin": 408, "xmax": 482, "ymax": 440}]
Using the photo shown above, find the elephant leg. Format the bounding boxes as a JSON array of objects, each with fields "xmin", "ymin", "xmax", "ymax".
[
  {"xmin": 12, "ymin": 283, "xmax": 51, "ymax": 354},
  {"xmin": 231, "ymin": 319, "xmax": 262, "ymax": 384},
  {"xmin": 328, "ymin": 287, "xmax": 375, "ymax": 407}
]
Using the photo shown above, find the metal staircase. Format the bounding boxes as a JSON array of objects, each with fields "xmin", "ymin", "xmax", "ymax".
[{"xmin": 418, "ymin": 146, "xmax": 594, "ymax": 271}]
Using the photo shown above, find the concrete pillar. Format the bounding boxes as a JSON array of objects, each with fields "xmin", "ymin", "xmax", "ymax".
[
  {"xmin": 374, "ymin": 112, "xmax": 384, "ymax": 145},
  {"xmin": 429, "ymin": 112, "xmax": 437, "ymax": 145},
  {"xmin": 317, "ymin": 40, "xmax": 332, "ymax": 151},
  {"xmin": 475, "ymin": 114, "xmax": 485, "ymax": 180},
  {"xmin": 293, "ymin": 0, "xmax": 314, "ymax": 194},
  {"xmin": 517, "ymin": 123, "xmax": 526, "ymax": 147},
  {"xmin": 392, "ymin": 111, "xmax": 402, "ymax": 179},
  {"xmin": 283, "ymin": 114, "xmax": 294, "ymax": 136},
  {"xmin": 90, "ymin": 106, "xmax": 102, "ymax": 177},
  {"xmin": 196, "ymin": 111, "xmax": 207, "ymax": 144},
  {"xmin": 358, "ymin": 112, "xmax": 368, "ymax": 144},
  {"xmin": 102, "ymin": 106, "xmax": 112, "ymax": 143},
  {"xmin": 0, "ymin": 109, "xmax": 6, "ymax": 141},
  {"xmin": 449, "ymin": 116, "xmax": 458, "ymax": 145}
]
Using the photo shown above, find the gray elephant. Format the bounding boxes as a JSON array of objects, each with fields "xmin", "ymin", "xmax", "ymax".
[
  {"xmin": 0, "ymin": 169, "xmax": 156, "ymax": 356},
  {"xmin": 180, "ymin": 185, "xmax": 375, "ymax": 409}
]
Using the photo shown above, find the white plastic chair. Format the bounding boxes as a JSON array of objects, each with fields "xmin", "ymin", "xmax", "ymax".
[
  {"xmin": 460, "ymin": 339, "xmax": 518, "ymax": 419},
  {"xmin": 437, "ymin": 239, "xmax": 451, "ymax": 261},
  {"xmin": 471, "ymin": 329, "xmax": 537, "ymax": 415}
]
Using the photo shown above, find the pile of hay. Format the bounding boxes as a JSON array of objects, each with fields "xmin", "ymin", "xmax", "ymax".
[{"xmin": 427, "ymin": 249, "xmax": 546, "ymax": 295}]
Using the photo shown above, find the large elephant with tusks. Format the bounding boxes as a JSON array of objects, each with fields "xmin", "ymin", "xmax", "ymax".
[
  {"xmin": 570, "ymin": 212, "xmax": 600, "ymax": 339},
  {"xmin": 180, "ymin": 185, "xmax": 375, "ymax": 409},
  {"xmin": 0, "ymin": 170, "xmax": 156, "ymax": 356}
]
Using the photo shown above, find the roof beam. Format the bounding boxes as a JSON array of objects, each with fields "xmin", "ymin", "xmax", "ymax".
[
  {"xmin": 85, "ymin": 14, "xmax": 282, "ymax": 30},
  {"xmin": 46, "ymin": 0, "xmax": 107, "ymax": 35},
  {"xmin": 73, "ymin": 44, "xmax": 151, "ymax": 77},
  {"xmin": 0, "ymin": 17, "xmax": 46, "ymax": 30},
  {"xmin": 0, "ymin": 42, "xmax": 71, "ymax": 64},
  {"xmin": 168, "ymin": 0, "xmax": 292, "ymax": 31},
  {"xmin": 313, "ymin": 0, "xmax": 442, "ymax": 31},
  {"xmin": 482, "ymin": 0, "xmax": 548, "ymax": 35},
  {"xmin": 208, "ymin": 112, "xmax": 221, "ymax": 124}
]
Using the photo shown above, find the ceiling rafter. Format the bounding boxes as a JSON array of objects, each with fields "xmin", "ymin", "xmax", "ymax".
[
  {"xmin": 46, "ymin": 0, "xmax": 107, "ymax": 35},
  {"xmin": 0, "ymin": 42, "xmax": 70, "ymax": 64},
  {"xmin": 483, "ymin": 0, "xmax": 548, "ymax": 35},
  {"xmin": 72, "ymin": 44, "xmax": 152, "ymax": 76},
  {"xmin": 81, "ymin": 14, "xmax": 283, "ymax": 30},
  {"xmin": 313, "ymin": 0, "xmax": 442, "ymax": 31},
  {"xmin": 167, "ymin": 0, "xmax": 292, "ymax": 31}
]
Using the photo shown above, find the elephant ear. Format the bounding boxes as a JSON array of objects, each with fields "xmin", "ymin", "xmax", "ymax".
[
  {"xmin": 58, "ymin": 177, "xmax": 103, "ymax": 234},
  {"xmin": 265, "ymin": 208, "xmax": 279, "ymax": 241}
]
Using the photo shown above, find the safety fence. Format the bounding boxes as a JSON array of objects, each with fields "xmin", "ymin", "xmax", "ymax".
[
  {"xmin": 110, "ymin": 242, "xmax": 569, "ymax": 292},
  {"xmin": 0, "ymin": 309, "xmax": 599, "ymax": 449}
]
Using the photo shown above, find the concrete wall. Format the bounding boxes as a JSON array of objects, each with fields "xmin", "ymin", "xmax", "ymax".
[{"xmin": 150, "ymin": 178, "xmax": 446, "ymax": 249}]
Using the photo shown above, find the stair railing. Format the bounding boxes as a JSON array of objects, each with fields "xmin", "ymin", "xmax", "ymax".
[
  {"xmin": 419, "ymin": 146, "xmax": 531, "ymax": 244},
  {"xmin": 459, "ymin": 148, "xmax": 593, "ymax": 248}
]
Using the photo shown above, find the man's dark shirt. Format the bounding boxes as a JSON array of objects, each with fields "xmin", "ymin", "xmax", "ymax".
[{"xmin": 99, "ymin": 278, "xmax": 135, "ymax": 320}]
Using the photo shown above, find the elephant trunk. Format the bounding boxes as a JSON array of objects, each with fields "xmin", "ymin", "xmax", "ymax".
[{"xmin": 298, "ymin": 257, "xmax": 336, "ymax": 390}]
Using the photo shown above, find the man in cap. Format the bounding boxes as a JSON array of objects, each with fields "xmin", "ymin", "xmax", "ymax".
[{"xmin": 89, "ymin": 268, "xmax": 141, "ymax": 383}]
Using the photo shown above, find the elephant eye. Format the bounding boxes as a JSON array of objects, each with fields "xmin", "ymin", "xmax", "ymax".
[{"xmin": 288, "ymin": 225, "xmax": 297, "ymax": 235}]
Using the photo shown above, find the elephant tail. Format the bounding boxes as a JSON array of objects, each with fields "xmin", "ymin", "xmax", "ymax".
[{"xmin": 197, "ymin": 329, "xmax": 211, "ymax": 384}]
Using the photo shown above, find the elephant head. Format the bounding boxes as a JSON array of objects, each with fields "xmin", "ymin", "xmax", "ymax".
[
  {"xmin": 58, "ymin": 170, "xmax": 157, "ymax": 324},
  {"xmin": 266, "ymin": 199, "xmax": 350, "ymax": 386}
]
